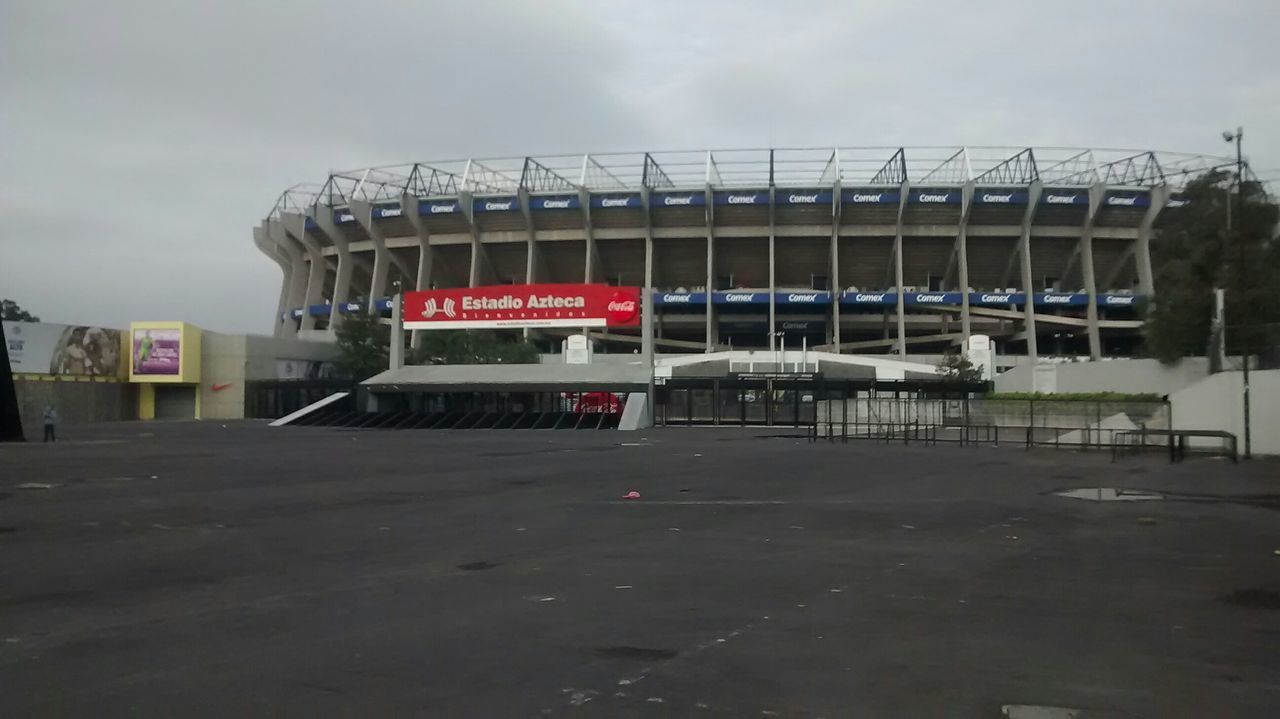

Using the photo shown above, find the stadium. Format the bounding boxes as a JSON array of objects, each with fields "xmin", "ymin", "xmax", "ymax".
[{"xmin": 256, "ymin": 146, "xmax": 1231, "ymax": 362}]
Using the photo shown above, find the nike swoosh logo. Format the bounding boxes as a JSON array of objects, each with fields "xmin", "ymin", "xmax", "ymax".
[{"xmin": 211, "ymin": 383, "xmax": 233, "ymax": 391}]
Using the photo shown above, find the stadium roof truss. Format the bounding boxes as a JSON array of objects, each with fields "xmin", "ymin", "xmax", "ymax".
[{"xmin": 270, "ymin": 147, "xmax": 1235, "ymax": 218}]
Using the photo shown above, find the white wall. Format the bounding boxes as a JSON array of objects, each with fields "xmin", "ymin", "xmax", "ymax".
[
  {"xmin": 995, "ymin": 358, "xmax": 1209, "ymax": 396},
  {"xmin": 200, "ymin": 332, "xmax": 249, "ymax": 419},
  {"xmin": 199, "ymin": 333, "xmax": 340, "ymax": 420},
  {"xmin": 1169, "ymin": 369, "xmax": 1280, "ymax": 455},
  {"xmin": 245, "ymin": 334, "xmax": 339, "ymax": 380}
]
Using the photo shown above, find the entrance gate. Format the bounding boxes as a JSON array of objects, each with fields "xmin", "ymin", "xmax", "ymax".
[
  {"xmin": 656, "ymin": 378, "xmax": 819, "ymax": 428},
  {"xmin": 656, "ymin": 378, "xmax": 990, "ymax": 429}
]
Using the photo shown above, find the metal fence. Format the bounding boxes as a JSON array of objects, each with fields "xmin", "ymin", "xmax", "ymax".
[{"xmin": 811, "ymin": 396, "xmax": 1173, "ymax": 450}]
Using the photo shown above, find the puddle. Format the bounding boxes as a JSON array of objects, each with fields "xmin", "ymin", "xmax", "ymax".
[
  {"xmin": 1223, "ymin": 588, "xmax": 1280, "ymax": 610},
  {"xmin": 1002, "ymin": 706, "xmax": 1083, "ymax": 719},
  {"xmin": 1054, "ymin": 488, "xmax": 1280, "ymax": 511},
  {"xmin": 593, "ymin": 645, "xmax": 677, "ymax": 661},
  {"xmin": 1054, "ymin": 488, "xmax": 1163, "ymax": 502}
]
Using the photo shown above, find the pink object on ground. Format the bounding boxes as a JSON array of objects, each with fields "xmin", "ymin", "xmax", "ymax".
[{"xmin": 623, "ymin": 491, "xmax": 641, "ymax": 500}]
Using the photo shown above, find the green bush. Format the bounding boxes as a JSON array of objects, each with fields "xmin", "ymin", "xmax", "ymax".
[{"xmin": 983, "ymin": 392, "xmax": 1165, "ymax": 402}]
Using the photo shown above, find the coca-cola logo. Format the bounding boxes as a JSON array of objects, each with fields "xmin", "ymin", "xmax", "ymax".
[{"xmin": 606, "ymin": 291, "xmax": 638, "ymax": 323}]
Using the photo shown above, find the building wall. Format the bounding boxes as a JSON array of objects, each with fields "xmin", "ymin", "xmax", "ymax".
[
  {"xmin": 244, "ymin": 334, "xmax": 339, "ymax": 380},
  {"xmin": 1170, "ymin": 369, "xmax": 1280, "ymax": 455},
  {"xmin": 197, "ymin": 333, "xmax": 339, "ymax": 420},
  {"xmin": 994, "ymin": 358, "xmax": 1209, "ymax": 396},
  {"xmin": 14, "ymin": 377, "xmax": 135, "ymax": 435},
  {"xmin": 199, "ymin": 332, "xmax": 250, "ymax": 420}
]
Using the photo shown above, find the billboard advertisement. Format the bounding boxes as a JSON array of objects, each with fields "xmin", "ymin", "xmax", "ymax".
[
  {"xmin": 132, "ymin": 327, "xmax": 181, "ymax": 375},
  {"xmin": 2, "ymin": 321, "xmax": 124, "ymax": 377},
  {"xmin": 404, "ymin": 284, "xmax": 640, "ymax": 330}
]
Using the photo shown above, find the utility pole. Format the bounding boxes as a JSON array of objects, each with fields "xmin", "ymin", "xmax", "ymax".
[
  {"xmin": 1223, "ymin": 127, "xmax": 1251, "ymax": 458},
  {"xmin": 389, "ymin": 280, "xmax": 404, "ymax": 371}
]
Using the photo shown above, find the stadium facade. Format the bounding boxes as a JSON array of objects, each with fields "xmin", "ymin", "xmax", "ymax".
[{"xmin": 256, "ymin": 147, "xmax": 1229, "ymax": 361}]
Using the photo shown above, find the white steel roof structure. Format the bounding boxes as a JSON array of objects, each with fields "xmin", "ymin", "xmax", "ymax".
[{"xmin": 268, "ymin": 146, "xmax": 1234, "ymax": 219}]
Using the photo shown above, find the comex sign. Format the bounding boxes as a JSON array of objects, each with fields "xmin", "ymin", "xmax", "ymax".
[
  {"xmin": 475, "ymin": 198, "xmax": 517, "ymax": 212},
  {"xmin": 537, "ymin": 197, "xmax": 575, "ymax": 209},
  {"xmin": 976, "ymin": 191, "xmax": 1027, "ymax": 204},
  {"xmin": 1043, "ymin": 193, "xmax": 1084, "ymax": 205},
  {"xmin": 913, "ymin": 191, "xmax": 956, "ymax": 203},
  {"xmin": 848, "ymin": 192, "xmax": 889, "ymax": 203}
]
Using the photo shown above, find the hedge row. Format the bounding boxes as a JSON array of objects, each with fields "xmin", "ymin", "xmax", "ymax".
[{"xmin": 983, "ymin": 392, "xmax": 1165, "ymax": 402}]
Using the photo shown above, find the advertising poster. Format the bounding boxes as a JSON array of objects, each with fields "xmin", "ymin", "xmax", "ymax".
[
  {"xmin": 404, "ymin": 284, "xmax": 640, "ymax": 330},
  {"xmin": 2, "ymin": 321, "xmax": 124, "ymax": 377},
  {"xmin": 132, "ymin": 327, "xmax": 181, "ymax": 375}
]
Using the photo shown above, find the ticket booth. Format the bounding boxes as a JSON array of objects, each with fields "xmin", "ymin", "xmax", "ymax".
[{"xmin": 129, "ymin": 322, "xmax": 202, "ymax": 420}]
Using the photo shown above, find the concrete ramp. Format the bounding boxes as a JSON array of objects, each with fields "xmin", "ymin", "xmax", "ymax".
[
  {"xmin": 1057, "ymin": 411, "xmax": 1137, "ymax": 445},
  {"xmin": 617, "ymin": 392, "xmax": 650, "ymax": 431},
  {"xmin": 269, "ymin": 391, "xmax": 350, "ymax": 427}
]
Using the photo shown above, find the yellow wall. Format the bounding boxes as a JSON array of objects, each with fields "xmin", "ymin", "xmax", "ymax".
[
  {"xmin": 131, "ymin": 322, "xmax": 202, "ymax": 420},
  {"xmin": 138, "ymin": 383, "xmax": 155, "ymax": 420}
]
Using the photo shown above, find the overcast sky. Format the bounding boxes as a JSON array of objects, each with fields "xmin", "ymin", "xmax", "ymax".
[{"xmin": 3, "ymin": 0, "xmax": 1277, "ymax": 334}]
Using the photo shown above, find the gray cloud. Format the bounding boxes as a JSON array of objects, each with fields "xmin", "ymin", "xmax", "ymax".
[{"xmin": 2, "ymin": 0, "xmax": 1275, "ymax": 333}]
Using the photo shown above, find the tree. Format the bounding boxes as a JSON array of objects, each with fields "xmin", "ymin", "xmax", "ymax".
[
  {"xmin": 1, "ymin": 299, "xmax": 39, "ymax": 322},
  {"xmin": 412, "ymin": 330, "xmax": 540, "ymax": 365},
  {"xmin": 334, "ymin": 311, "xmax": 390, "ymax": 381},
  {"xmin": 936, "ymin": 350, "xmax": 984, "ymax": 382},
  {"xmin": 1145, "ymin": 170, "xmax": 1279, "ymax": 363}
]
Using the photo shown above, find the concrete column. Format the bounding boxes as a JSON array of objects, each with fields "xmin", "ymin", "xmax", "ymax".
[
  {"xmin": 518, "ymin": 189, "xmax": 539, "ymax": 285},
  {"xmin": 1137, "ymin": 186, "xmax": 1168, "ymax": 296},
  {"xmin": 768, "ymin": 186, "xmax": 777, "ymax": 340},
  {"xmin": 518, "ymin": 190, "xmax": 540, "ymax": 341},
  {"xmin": 348, "ymin": 200, "xmax": 391, "ymax": 313},
  {"xmin": 266, "ymin": 218, "xmax": 307, "ymax": 336},
  {"xmin": 253, "ymin": 227, "xmax": 292, "ymax": 338},
  {"xmin": 1080, "ymin": 182, "xmax": 1105, "ymax": 360},
  {"xmin": 641, "ymin": 188, "xmax": 655, "ymax": 405},
  {"xmin": 402, "ymin": 195, "xmax": 435, "ymax": 350},
  {"xmin": 310, "ymin": 207, "xmax": 356, "ymax": 332},
  {"xmin": 458, "ymin": 191, "xmax": 487, "ymax": 288},
  {"xmin": 831, "ymin": 179, "xmax": 842, "ymax": 352},
  {"xmin": 281, "ymin": 212, "xmax": 325, "ymax": 332},
  {"xmin": 957, "ymin": 182, "xmax": 975, "ymax": 345},
  {"xmin": 1018, "ymin": 182, "xmax": 1043, "ymax": 362},
  {"xmin": 893, "ymin": 181, "xmax": 909, "ymax": 356},
  {"xmin": 704, "ymin": 183, "xmax": 715, "ymax": 351},
  {"xmin": 580, "ymin": 188, "xmax": 600, "ymax": 282}
]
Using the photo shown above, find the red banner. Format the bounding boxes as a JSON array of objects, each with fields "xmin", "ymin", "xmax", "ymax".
[{"xmin": 403, "ymin": 284, "xmax": 640, "ymax": 330}]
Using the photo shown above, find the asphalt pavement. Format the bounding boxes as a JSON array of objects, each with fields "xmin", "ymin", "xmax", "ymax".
[{"xmin": 1, "ymin": 421, "xmax": 1277, "ymax": 717}]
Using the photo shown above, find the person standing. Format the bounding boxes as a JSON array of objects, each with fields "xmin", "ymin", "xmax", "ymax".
[{"xmin": 42, "ymin": 404, "xmax": 58, "ymax": 443}]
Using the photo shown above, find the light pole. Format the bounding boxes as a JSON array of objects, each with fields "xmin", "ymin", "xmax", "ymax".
[
  {"xmin": 388, "ymin": 280, "xmax": 405, "ymax": 371},
  {"xmin": 770, "ymin": 331, "xmax": 786, "ymax": 372},
  {"xmin": 1223, "ymin": 127, "xmax": 1251, "ymax": 459}
]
